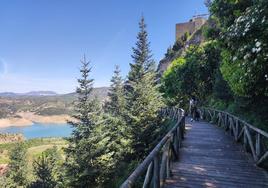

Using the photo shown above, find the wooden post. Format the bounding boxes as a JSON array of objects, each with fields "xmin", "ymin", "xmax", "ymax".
[
  {"xmin": 159, "ymin": 150, "xmax": 167, "ymax": 187},
  {"xmin": 153, "ymin": 154, "xmax": 160, "ymax": 188},
  {"xmin": 235, "ymin": 119, "xmax": 239, "ymax": 141},
  {"xmin": 243, "ymin": 126, "xmax": 249, "ymax": 151},
  {"xmin": 166, "ymin": 147, "xmax": 171, "ymax": 178},
  {"xmin": 143, "ymin": 162, "xmax": 154, "ymax": 188},
  {"xmin": 245, "ymin": 127, "xmax": 257, "ymax": 161},
  {"xmin": 173, "ymin": 130, "xmax": 179, "ymax": 155},
  {"xmin": 224, "ymin": 114, "xmax": 227, "ymax": 129},
  {"xmin": 177, "ymin": 127, "xmax": 181, "ymax": 148},
  {"xmin": 256, "ymin": 133, "xmax": 261, "ymax": 160}
]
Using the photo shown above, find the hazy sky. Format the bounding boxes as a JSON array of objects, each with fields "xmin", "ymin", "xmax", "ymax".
[{"xmin": 0, "ymin": 0, "xmax": 207, "ymax": 93}]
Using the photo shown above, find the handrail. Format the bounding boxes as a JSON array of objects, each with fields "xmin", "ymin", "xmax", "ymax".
[
  {"xmin": 120, "ymin": 108, "xmax": 185, "ymax": 188},
  {"xmin": 201, "ymin": 107, "xmax": 268, "ymax": 167}
]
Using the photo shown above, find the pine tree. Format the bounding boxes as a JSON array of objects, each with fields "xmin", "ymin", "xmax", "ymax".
[
  {"xmin": 105, "ymin": 65, "xmax": 126, "ymax": 116},
  {"xmin": 64, "ymin": 55, "xmax": 103, "ymax": 187},
  {"xmin": 6, "ymin": 142, "xmax": 28, "ymax": 187},
  {"xmin": 32, "ymin": 153, "xmax": 57, "ymax": 188},
  {"xmin": 126, "ymin": 17, "xmax": 164, "ymax": 160},
  {"xmin": 30, "ymin": 147, "xmax": 62, "ymax": 188},
  {"xmin": 99, "ymin": 65, "xmax": 131, "ymax": 186},
  {"xmin": 128, "ymin": 16, "xmax": 154, "ymax": 83}
]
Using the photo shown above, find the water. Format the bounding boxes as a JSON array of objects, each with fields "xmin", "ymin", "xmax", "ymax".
[{"xmin": 0, "ymin": 123, "xmax": 73, "ymax": 139}]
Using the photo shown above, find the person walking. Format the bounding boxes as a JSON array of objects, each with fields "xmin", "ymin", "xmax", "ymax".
[{"xmin": 189, "ymin": 96, "xmax": 196, "ymax": 122}]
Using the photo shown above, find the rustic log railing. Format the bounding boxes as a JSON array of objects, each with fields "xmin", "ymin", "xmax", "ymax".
[
  {"xmin": 201, "ymin": 107, "xmax": 268, "ymax": 167},
  {"xmin": 120, "ymin": 108, "xmax": 185, "ymax": 188}
]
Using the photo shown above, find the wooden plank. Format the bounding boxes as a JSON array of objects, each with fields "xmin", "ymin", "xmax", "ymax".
[{"xmin": 163, "ymin": 118, "xmax": 268, "ymax": 188}]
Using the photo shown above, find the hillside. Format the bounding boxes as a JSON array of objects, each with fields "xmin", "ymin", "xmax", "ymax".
[{"xmin": 0, "ymin": 87, "xmax": 109, "ymax": 120}]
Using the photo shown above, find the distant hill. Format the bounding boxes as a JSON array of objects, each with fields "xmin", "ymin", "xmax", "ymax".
[
  {"xmin": 25, "ymin": 91, "xmax": 58, "ymax": 96},
  {"xmin": 0, "ymin": 91, "xmax": 58, "ymax": 97},
  {"xmin": 0, "ymin": 92, "xmax": 18, "ymax": 97},
  {"xmin": 0, "ymin": 87, "xmax": 109, "ymax": 118}
]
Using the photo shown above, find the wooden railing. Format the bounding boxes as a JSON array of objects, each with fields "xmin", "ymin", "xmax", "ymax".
[
  {"xmin": 120, "ymin": 108, "xmax": 185, "ymax": 188},
  {"xmin": 201, "ymin": 107, "xmax": 268, "ymax": 167}
]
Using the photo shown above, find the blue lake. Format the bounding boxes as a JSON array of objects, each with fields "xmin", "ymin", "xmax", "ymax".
[{"xmin": 0, "ymin": 123, "xmax": 73, "ymax": 139}]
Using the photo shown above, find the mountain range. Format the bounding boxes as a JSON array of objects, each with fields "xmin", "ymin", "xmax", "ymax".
[
  {"xmin": 0, "ymin": 87, "xmax": 109, "ymax": 119},
  {"xmin": 0, "ymin": 91, "xmax": 58, "ymax": 97}
]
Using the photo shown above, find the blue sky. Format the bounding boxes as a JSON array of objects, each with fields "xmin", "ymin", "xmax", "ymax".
[{"xmin": 0, "ymin": 0, "xmax": 207, "ymax": 93}]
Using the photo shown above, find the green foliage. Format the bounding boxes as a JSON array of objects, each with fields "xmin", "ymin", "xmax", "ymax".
[
  {"xmin": 165, "ymin": 46, "xmax": 174, "ymax": 59},
  {"xmin": 161, "ymin": 0, "xmax": 268, "ymax": 132},
  {"xmin": 126, "ymin": 16, "xmax": 164, "ymax": 159},
  {"xmin": 161, "ymin": 58, "xmax": 187, "ymax": 105},
  {"xmin": 128, "ymin": 16, "xmax": 154, "ymax": 82},
  {"xmin": 164, "ymin": 36, "xmax": 186, "ymax": 59},
  {"xmin": 6, "ymin": 142, "xmax": 28, "ymax": 187},
  {"xmin": 64, "ymin": 56, "xmax": 104, "ymax": 187},
  {"xmin": 210, "ymin": 0, "xmax": 268, "ymax": 98},
  {"xmin": 30, "ymin": 147, "xmax": 61, "ymax": 188},
  {"xmin": 105, "ymin": 65, "xmax": 126, "ymax": 117},
  {"xmin": 210, "ymin": 0, "xmax": 253, "ymax": 28},
  {"xmin": 96, "ymin": 114, "xmax": 130, "ymax": 187},
  {"xmin": 97, "ymin": 65, "xmax": 131, "ymax": 186},
  {"xmin": 212, "ymin": 69, "xmax": 233, "ymax": 101},
  {"xmin": 161, "ymin": 41, "xmax": 222, "ymax": 107}
]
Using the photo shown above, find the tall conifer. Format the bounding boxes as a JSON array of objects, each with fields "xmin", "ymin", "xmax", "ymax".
[
  {"xmin": 126, "ymin": 16, "xmax": 163, "ymax": 159},
  {"xmin": 64, "ymin": 55, "xmax": 102, "ymax": 187},
  {"xmin": 105, "ymin": 65, "xmax": 126, "ymax": 116},
  {"xmin": 100, "ymin": 65, "xmax": 130, "ymax": 185}
]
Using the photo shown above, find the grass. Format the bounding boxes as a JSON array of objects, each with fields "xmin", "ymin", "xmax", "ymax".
[{"xmin": 0, "ymin": 137, "xmax": 67, "ymax": 164}]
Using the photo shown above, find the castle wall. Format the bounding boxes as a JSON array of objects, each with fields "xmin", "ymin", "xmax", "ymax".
[
  {"xmin": 176, "ymin": 22, "xmax": 195, "ymax": 41},
  {"xmin": 176, "ymin": 17, "xmax": 206, "ymax": 41}
]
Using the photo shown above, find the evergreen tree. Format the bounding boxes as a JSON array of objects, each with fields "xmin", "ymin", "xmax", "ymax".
[
  {"xmin": 99, "ymin": 65, "xmax": 131, "ymax": 186},
  {"xmin": 30, "ymin": 147, "xmax": 62, "ymax": 188},
  {"xmin": 128, "ymin": 16, "xmax": 154, "ymax": 83},
  {"xmin": 31, "ymin": 152, "xmax": 57, "ymax": 188},
  {"xmin": 6, "ymin": 142, "xmax": 28, "ymax": 187},
  {"xmin": 105, "ymin": 65, "xmax": 126, "ymax": 116},
  {"xmin": 64, "ymin": 55, "xmax": 103, "ymax": 187},
  {"xmin": 126, "ymin": 17, "xmax": 164, "ymax": 159},
  {"xmin": 96, "ymin": 114, "xmax": 130, "ymax": 187}
]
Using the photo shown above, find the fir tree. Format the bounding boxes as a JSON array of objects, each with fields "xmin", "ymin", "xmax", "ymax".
[
  {"xmin": 30, "ymin": 147, "xmax": 62, "ymax": 188},
  {"xmin": 128, "ymin": 16, "xmax": 154, "ymax": 83},
  {"xmin": 126, "ymin": 17, "xmax": 164, "ymax": 159},
  {"xmin": 100, "ymin": 65, "xmax": 131, "ymax": 186},
  {"xmin": 32, "ymin": 152, "xmax": 57, "ymax": 188},
  {"xmin": 64, "ymin": 55, "xmax": 103, "ymax": 187},
  {"xmin": 6, "ymin": 142, "xmax": 28, "ymax": 187},
  {"xmin": 105, "ymin": 65, "xmax": 126, "ymax": 116}
]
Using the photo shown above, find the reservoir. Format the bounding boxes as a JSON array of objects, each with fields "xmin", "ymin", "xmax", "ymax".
[{"xmin": 0, "ymin": 123, "xmax": 73, "ymax": 139}]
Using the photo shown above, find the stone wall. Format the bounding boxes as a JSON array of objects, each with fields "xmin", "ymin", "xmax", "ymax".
[
  {"xmin": 176, "ymin": 17, "xmax": 206, "ymax": 40},
  {"xmin": 157, "ymin": 18, "xmax": 207, "ymax": 77}
]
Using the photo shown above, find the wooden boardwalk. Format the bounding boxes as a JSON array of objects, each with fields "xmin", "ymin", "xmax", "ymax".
[{"xmin": 164, "ymin": 118, "xmax": 268, "ymax": 188}]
